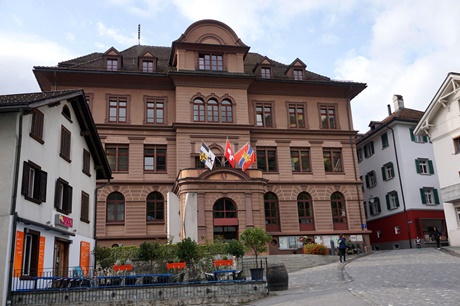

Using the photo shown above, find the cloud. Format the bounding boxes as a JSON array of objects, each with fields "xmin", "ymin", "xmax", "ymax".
[
  {"xmin": 96, "ymin": 22, "xmax": 138, "ymax": 46},
  {"xmin": 0, "ymin": 32, "xmax": 76, "ymax": 95}
]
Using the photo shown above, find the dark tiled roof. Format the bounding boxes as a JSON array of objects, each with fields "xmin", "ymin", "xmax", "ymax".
[
  {"xmin": 0, "ymin": 90, "xmax": 81, "ymax": 107},
  {"xmin": 357, "ymin": 107, "xmax": 424, "ymax": 142},
  {"xmin": 49, "ymin": 45, "xmax": 330, "ymax": 81}
]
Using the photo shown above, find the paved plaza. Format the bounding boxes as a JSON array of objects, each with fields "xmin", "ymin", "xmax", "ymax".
[{"xmin": 247, "ymin": 247, "xmax": 460, "ymax": 306}]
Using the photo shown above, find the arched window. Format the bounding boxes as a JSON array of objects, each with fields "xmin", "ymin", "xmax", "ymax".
[
  {"xmin": 207, "ymin": 99, "xmax": 219, "ymax": 122},
  {"xmin": 213, "ymin": 198, "xmax": 238, "ymax": 240},
  {"xmin": 193, "ymin": 98, "xmax": 205, "ymax": 122},
  {"xmin": 146, "ymin": 192, "xmax": 164, "ymax": 222},
  {"xmin": 331, "ymin": 192, "xmax": 348, "ymax": 230},
  {"xmin": 298, "ymin": 192, "xmax": 314, "ymax": 230},
  {"xmin": 106, "ymin": 192, "xmax": 125, "ymax": 222},
  {"xmin": 221, "ymin": 99, "xmax": 233, "ymax": 123},
  {"xmin": 264, "ymin": 192, "xmax": 280, "ymax": 231},
  {"xmin": 62, "ymin": 105, "xmax": 71, "ymax": 121}
]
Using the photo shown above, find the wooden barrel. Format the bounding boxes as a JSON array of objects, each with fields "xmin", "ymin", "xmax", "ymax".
[{"xmin": 266, "ymin": 264, "xmax": 288, "ymax": 291}]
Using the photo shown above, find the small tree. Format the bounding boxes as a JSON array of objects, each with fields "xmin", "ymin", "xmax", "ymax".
[
  {"xmin": 93, "ymin": 246, "xmax": 115, "ymax": 269},
  {"xmin": 226, "ymin": 239, "xmax": 245, "ymax": 258},
  {"xmin": 138, "ymin": 241, "xmax": 162, "ymax": 267},
  {"xmin": 177, "ymin": 237, "xmax": 201, "ymax": 263},
  {"xmin": 240, "ymin": 227, "xmax": 272, "ymax": 268}
]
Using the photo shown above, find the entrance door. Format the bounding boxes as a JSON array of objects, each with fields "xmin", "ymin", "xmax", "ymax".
[{"xmin": 53, "ymin": 239, "xmax": 69, "ymax": 277}]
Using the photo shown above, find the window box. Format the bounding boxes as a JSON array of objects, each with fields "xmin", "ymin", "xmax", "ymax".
[
  {"xmin": 113, "ymin": 264, "xmax": 133, "ymax": 271},
  {"xmin": 166, "ymin": 262, "xmax": 186, "ymax": 270},
  {"xmin": 214, "ymin": 259, "xmax": 233, "ymax": 267}
]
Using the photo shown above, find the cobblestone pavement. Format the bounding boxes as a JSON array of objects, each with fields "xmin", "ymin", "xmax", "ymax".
[{"xmin": 246, "ymin": 248, "xmax": 460, "ymax": 306}]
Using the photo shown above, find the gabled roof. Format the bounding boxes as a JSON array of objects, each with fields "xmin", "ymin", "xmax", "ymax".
[
  {"xmin": 414, "ymin": 72, "xmax": 460, "ymax": 137},
  {"xmin": 0, "ymin": 89, "xmax": 112, "ymax": 180},
  {"xmin": 357, "ymin": 107, "xmax": 425, "ymax": 144}
]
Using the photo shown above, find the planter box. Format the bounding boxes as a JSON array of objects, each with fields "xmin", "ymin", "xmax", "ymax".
[
  {"xmin": 166, "ymin": 262, "xmax": 186, "ymax": 270},
  {"xmin": 113, "ymin": 264, "xmax": 133, "ymax": 271},
  {"xmin": 214, "ymin": 259, "xmax": 233, "ymax": 267}
]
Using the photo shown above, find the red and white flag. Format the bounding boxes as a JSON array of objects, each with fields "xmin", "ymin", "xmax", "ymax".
[
  {"xmin": 233, "ymin": 142, "xmax": 256, "ymax": 171},
  {"xmin": 224, "ymin": 139, "xmax": 235, "ymax": 168}
]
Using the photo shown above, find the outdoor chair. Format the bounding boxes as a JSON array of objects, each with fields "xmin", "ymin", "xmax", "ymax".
[
  {"xmin": 204, "ymin": 272, "xmax": 217, "ymax": 281},
  {"xmin": 171, "ymin": 271, "xmax": 185, "ymax": 283},
  {"xmin": 233, "ymin": 270, "xmax": 245, "ymax": 281}
]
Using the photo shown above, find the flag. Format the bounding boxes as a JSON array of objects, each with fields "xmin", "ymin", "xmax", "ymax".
[
  {"xmin": 234, "ymin": 142, "xmax": 256, "ymax": 171},
  {"xmin": 199, "ymin": 141, "xmax": 216, "ymax": 170},
  {"xmin": 224, "ymin": 139, "xmax": 235, "ymax": 168}
]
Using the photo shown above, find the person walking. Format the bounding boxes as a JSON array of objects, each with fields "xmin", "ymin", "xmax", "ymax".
[
  {"xmin": 337, "ymin": 234, "xmax": 347, "ymax": 262},
  {"xmin": 431, "ymin": 227, "xmax": 441, "ymax": 249}
]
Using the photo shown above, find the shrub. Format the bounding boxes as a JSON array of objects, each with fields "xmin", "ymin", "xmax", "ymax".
[
  {"xmin": 226, "ymin": 239, "xmax": 245, "ymax": 258},
  {"xmin": 93, "ymin": 246, "xmax": 115, "ymax": 269},
  {"xmin": 137, "ymin": 241, "xmax": 162, "ymax": 266},
  {"xmin": 177, "ymin": 237, "xmax": 201, "ymax": 263},
  {"xmin": 302, "ymin": 243, "xmax": 328, "ymax": 255}
]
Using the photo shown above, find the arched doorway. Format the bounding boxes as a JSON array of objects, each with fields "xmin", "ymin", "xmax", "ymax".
[{"xmin": 213, "ymin": 198, "xmax": 238, "ymax": 241}]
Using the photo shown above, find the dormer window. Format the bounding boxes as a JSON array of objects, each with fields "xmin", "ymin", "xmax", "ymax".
[
  {"xmin": 261, "ymin": 67, "xmax": 271, "ymax": 79},
  {"xmin": 107, "ymin": 58, "xmax": 118, "ymax": 71},
  {"xmin": 142, "ymin": 60, "xmax": 154, "ymax": 72},
  {"xmin": 198, "ymin": 54, "xmax": 223, "ymax": 71},
  {"xmin": 293, "ymin": 69, "xmax": 303, "ymax": 80}
]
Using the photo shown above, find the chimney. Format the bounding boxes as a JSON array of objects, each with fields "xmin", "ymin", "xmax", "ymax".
[
  {"xmin": 387, "ymin": 104, "xmax": 392, "ymax": 116},
  {"xmin": 393, "ymin": 94, "xmax": 404, "ymax": 111}
]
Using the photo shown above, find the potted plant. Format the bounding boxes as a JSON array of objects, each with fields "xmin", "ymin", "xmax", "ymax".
[
  {"xmin": 240, "ymin": 227, "xmax": 272, "ymax": 280},
  {"xmin": 214, "ymin": 255, "xmax": 233, "ymax": 268}
]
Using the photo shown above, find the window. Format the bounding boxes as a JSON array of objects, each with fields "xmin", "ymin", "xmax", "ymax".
[
  {"xmin": 198, "ymin": 54, "xmax": 223, "ymax": 71},
  {"xmin": 420, "ymin": 187, "xmax": 440, "ymax": 205},
  {"xmin": 394, "ymin": 226, "xmax": 400, "ymax": 235},
  {"xmin": 62, "ymin": 105, "xmax": 71, "ymax": 121},
  {"xmin": 21, "ymin": 229, "xmax": 40, "ymax": 276},
  {"xmin": 410, "ymin": 128, "xmax": 428, "ymax": 143},
  {"xmin": 107, "ymin": 58, "xmax": 118, "ymax": 71},
  {"xmin": 288, "ymin": 104, "xmax": 305, "ymax": 128},
  {"xmin": 456, "ymin": 207, "xmax": 460, "ymax": 226},
  {"xmin": 454, "ymin": 136, "xmax": 460, "ymax": 154},
  {"xmin": 144, "ymin": 145, "xmax": 166, "ymax": 172},
  {"xmin": 106, "ymin": 144, "xmax": 129, "ymax": 172},
  {"xmin": 107, "ymin": 192, "xmax": 125, "ymax": 223},
  {"xmin": 213, "ymin": 198, "xmax": 237, "ymax": 219},
  {"xmin": 331, "ymin": 192, "xmax": 347, "ymax": 224},
  {"xmin": 213, "ymin": 198, "xmax": 238, "ymax": 240},
  {"xmin": 142, "ymin": 60, "xmax": 154, "ymax": 72},
  {"xmin": 323, "ymin": 148, "xmax": 342, "ymax": 172},
  {"xmin": 357, "ymin": 148, "xmax": 363, "ymax": 162},
  {"xmin": 386, "ymin": 191, "xmax": 400, "ymax": 210},
  {"xmin": 360, "ymin": 176, "xmax": 364, "ymax": 191},
  {"xmin": 207, "ymin": 99, "xmax": 219, "ymax": 122},
  {"xmin": 221, "ymin": 99, "xmax": 233, "ymax": 123},
  {"xmin": 368, "ymin": 197, "xmax": 381, "ymax": 216},
  {"xmin": 381, "ymin": 162, "xmax": 395, "ymax": 181},
  {"xmin": 145, "ymin": 97, "xmax": 164, "ymax": 124},
  {"xmin": 364, "ymin": 142, "xmax": 375, "ymax": 158},
  {"xmin": 298, "ymin": 192, "xmax": 314, "ymax": 229},
  {"xmin": 81, "ymin": 191, "xmax": 89, "ymax": 223},
  {"xmin": 261, "ymin": 67, "xmax": 271, "ymax": 79},
  {"xmin": 59, "ymin": 126, "xmax": 71, "ymax": 162},
  {"xmin": 54, "ymin": 178, "xmax": 72, "ymax": 214},
  {"xmin": 363, "ymin": 201, "xmax": 368, "ymax": 217},
  {"xmin": 264, "ymin": 193, "xmax": 280, "ymax": 231},
  {"xmin": 320, "ymin": 105, "xmax": 336, "ymax": 129},
  {"xmin": 82, "ymin": 149, "xmax": 91, "ymax": 176},
  {"xmin": 291, "ymin": 148, "xmax": 311, "ymax": 172},
  {"xmin": 381, "ymin": 133, "xmax": 389, "ymax": 148},
  {"xmin": 255, "ymin": 102, "xmax": 273, "ymax": 127},
  {"xmin": 21, "ymin": 161, "xmax": 47, "ymax": 204},
  {"xmin": 365, "ymin": 171, "xmax": 377, "ymax": 188},
  {"xmin": 415, "ymin": 158, "xmax": 434, "ymax": 175},
  {"xmin": 293, "ymin": 69, "xmax": 303, "ymax": 80},
  {"xmin": 30, "ymin": 109, "xmax": 44, "ymax": 143},
  {"xmin": 146, "ymin": 192, "xmax": 164, "ymax": 222},
  {"xmin": 257, "ymin": 147, "xmax": 277, "ymax": 172},
  {"xmin": 108, "ymin": 96, "xmax": 128, "ymax": 123},
  {"xmin": 193, "ymin": 98, "xmax": 205, "ymax": 122}
]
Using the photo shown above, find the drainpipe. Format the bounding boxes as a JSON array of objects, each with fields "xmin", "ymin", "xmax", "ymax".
[
  {"xmin": 387, "ymin": 125, "xmax": 412, "ymax": 248},
  {"xmin": 345, "ymin": 87, "xmax": 366, "ymax": 252},
  {"xmin": 6, "ymin": 109, "xmax": 24, "ymax": 304},
  {"xmin": 93, "ymin": 180, "xmax": 110, "ymax": 272}
]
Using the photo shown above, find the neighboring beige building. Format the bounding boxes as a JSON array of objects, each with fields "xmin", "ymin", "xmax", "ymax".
[{"xmin": 34, "ymin": 19, "xmax": 371, "ymax": 254}]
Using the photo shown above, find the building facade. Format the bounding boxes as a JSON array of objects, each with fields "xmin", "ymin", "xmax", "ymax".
[
  {"xmin": 357, "ymin": 95, "xmax": 445, "ymax": 250},
  {"xmin": 0, "ymin": 90, "xmax": 111, "ymax": 304},
  {"xmin": 34, "ymin": 19, "xmax": 370, "ymax": 253},
  {"xmin": 414, "ymin": 72, "xmax": 460, "ymax": 247}
]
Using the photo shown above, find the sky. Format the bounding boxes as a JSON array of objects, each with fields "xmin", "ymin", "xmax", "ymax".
[{"xmin": 1, "ymin": 0, "xmax": 460, "ymax": 133}]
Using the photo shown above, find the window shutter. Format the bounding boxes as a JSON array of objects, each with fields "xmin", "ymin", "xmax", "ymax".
[
  {"xmin": 377, "ymin": 201, "xmax": 381, "ymax": 213},
  {"xmin": 381, "ymin": 166, "xmax": 386, "ymax": 180},
  {"xmin": 386, "ymin": 194, "xmax": 390, "ymax": 210},
  {"xmin": 420, "ymin": 188, "xmax": 426, "ymax": 204},
  {"xmin": 395, "ymin": 192, "xmax": 400, "ymax": 207},
  {"xmin": 39, "ymin": 170, "xmax": 47, "ymax": 203},
  {"xmin": 21, "ymin": 161, "xmax": 31, "ymax": 196},
  {"xmin": 68, "ymin": 185, "xmax": 73, "ymax": 214},
  {"xmin": 428, "ymin": 160, "xmax": 434, "ymax": 174},
  {"xmin": 365, "ymin": 175, "xmax": 370, "ymax": 188},
  {"xmin": 423, "ymin": 136, "xmax": 428, "ymax": 143},
  {"xmin": 364, "ymin": 201, "xmax": 367, "ymax": 217},
  {"xmin": 370, "ymin": 142, "xmax": 374, "ymax": 154},
  {"xmin": 433, "ymin": 189, "xmax": 440, "ymax": 205},
  {"xmin": 415, "ymin": 159, "xmax": 420, "ymax": 174},
  {"xmin": 410, "ymin": 128, "xmax": 415, "ymax": 141},
  {"xmin": 390, "ymin": 163, "xmax": 395, "ymax": 178},
  {"xmin": 55, "ymin": 180, "xmax": 62, "ymax": 209},
  {"xmin": 369, "ymin": 202, "xmax": 374, "ymax": 215}
]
